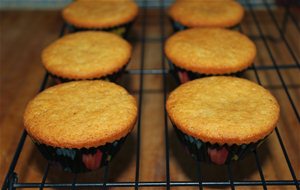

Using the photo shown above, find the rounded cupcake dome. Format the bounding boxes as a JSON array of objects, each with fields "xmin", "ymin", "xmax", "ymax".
[
  {"xmin": 168, "ymin": 0, "xmax": 244, "ymax": 28},
  {"xmin": 165, "ymin": 28, "xmax": 257, "ymax": 75},
  {"xmin": 23, "ymin": 80, "xmax": 137, "ymax": 148},
  {"xmin": 166, "ymin": 76, "xmax": 280, "ymax": 145},
  {"xmin": 62, "ymin": 0, "xmax": 139, "ymax": 29},
  {"xmin": 42, "ymin": 31, "xmax": 132, "ymax": 80}
]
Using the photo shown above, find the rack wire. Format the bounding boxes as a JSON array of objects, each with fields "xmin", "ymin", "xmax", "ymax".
[{"xmin": 2, "ymin": 0, "xmax": 300, "ymax": 189}]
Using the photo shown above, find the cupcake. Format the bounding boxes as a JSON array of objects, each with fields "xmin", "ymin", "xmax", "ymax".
[
  {"xmin": 168, "ymin": 0, "xmax": 244, "ymax": 31},
  {"xmin": 165, "ymin": 28, "xmax": 256, "ymax": 84},
  {"xmin": 23, "ymin": 80, "xmax": 137, "ymax": 172},
  {"xmin": 42, "ymin": 31, "xmax": 132, "ymax": 83},
  {"xmin": 62, "ymin": 0, "xmax": 139, "ymax": 37},
  {"xmin": 166, "ymin": 76, "xmax": 280, "ymax": 165}
]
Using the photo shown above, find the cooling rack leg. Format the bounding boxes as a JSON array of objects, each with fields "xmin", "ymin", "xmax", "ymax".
[
  {"xmin": 102, "ymin": 164, "xmax": 109, "ymax": 190},
  {"xmin": 71, "ymin": 174, "xmax": 77, "ymax": 190},
  {"xmin": 7, "ymin": 172, "xmax": 18, "ymax": 190},
  {"xmin": 39, "ymin": 162, "xmax": 50, "ymax": 190},
  {"xmin": 227, "ymin": 160, "xmax": 235, "ymax": 190},
  {"xmin": 196, "ymin": 161, "xmax": 203, "ymax": 190}
]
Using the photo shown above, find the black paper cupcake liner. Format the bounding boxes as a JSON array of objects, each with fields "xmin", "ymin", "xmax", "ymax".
[
  {"xmin": 169, "ymin": 61, "xmax": 245, "ymax": 85},
  {"xmin": 32, "ymin": 136, "xmax": 128, "ymax": 173},
  {"xmin": 172, "ymin": 124, "xmax": 269, "ymax": 165},
  {"xmin": 49, "ymin": 63, "xmax": 128, "ymax": 84},
  {"xmin": 170, "ymin": 19, "xmax": 188, "ymax": 32},
  {"xmin": 169, "ymin": 19, "xmax": 240, "ymax": 33},
  {"xmin": 69, "ymin": 22, "xmax": 134, "ymax": 38}
]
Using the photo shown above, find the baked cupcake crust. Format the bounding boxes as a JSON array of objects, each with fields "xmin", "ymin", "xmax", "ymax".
[
  {"xmin": 166, "ymin": 76, "xmax": 280, "ymax": 145},
  {"xmin": 169, "ymin": 0, "xmax": 244, "ymax": 28},
  {"xmin": 62, "ymin": 0, "xmax": 139, "ymax": 28},
  {"xmin": 24, "ymin": 80, "xmax": 137, "ymax": 148},
  {"xmin": 42, "ymin": 31, "xmax": 132, "ymax": 80},
  {"xmin": 165, "ymin": 28, "xmax": 256, "ymax": 74}
]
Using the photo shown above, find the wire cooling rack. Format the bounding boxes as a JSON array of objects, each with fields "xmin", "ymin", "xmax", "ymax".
[{"xmin": 2, "ymin": 0, "xmax": 300, "ymax": 189}]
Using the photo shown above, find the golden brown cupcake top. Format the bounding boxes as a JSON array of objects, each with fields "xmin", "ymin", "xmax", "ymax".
[
  {"xmin": 62, "ymin": 0, "xmax": 139, "ymax": 28},
  {"xmin": 24, "ymin": 80, "xmax": 137, "ymax": 148},
  {"xmin": 165, "ymin": 28, "xmax": 256, "ymax": 74},
  {"xmin": 166, "ymin": 77, "xmax": 280, "ymax": 145},
  {"xmin": 42, "ymin": 31, "xmax": 131, "ymax": 80},
  {"xmin": 169, "ymin": 0, "xmax": 244, "ymax": 28}
]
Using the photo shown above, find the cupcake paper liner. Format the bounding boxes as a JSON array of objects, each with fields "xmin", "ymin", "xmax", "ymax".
[
  {"xmin": 169, "ymin": 61, "xmax": 245, "ymax": 84},
  {"xmin": 170, "ymin": 19, "xmax": 187, "ymax": 32},
  {"xmin": 69, "ymin": 22, "xmax": 134, "ymax": 38},
  {"xmin": 169, "ymin": 19, "xmax": 240, "ymax": 33},
  {"xmin": 32, "ymin": 136, "xmax": 128, "ymax": 173},
  {"xmin": 49, "ymin": 63, "xmax": 128, "ymax": 84},
  {"xmin": 172, "ymin": 124, "xmax": 268, "ymax": 165}
]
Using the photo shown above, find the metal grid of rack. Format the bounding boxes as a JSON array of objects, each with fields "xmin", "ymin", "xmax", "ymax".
[{"xmin": 2, "ymin": 0, "xmax": 300, "ymax": 189}]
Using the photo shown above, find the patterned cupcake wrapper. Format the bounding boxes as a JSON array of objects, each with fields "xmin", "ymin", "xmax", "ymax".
[
  {"xmin": 49, "ymin": 63, "xmax": 128, "ymax": 84},
  {"xmin": 68, "ymin": 22, "xmax": 133, "ymax": 38},
  {"xmin": 170, "ymin": 19, "xmax": 240, "ymax": 32},
  {"xmin": 170, "ymin": 19, "xmax": 188, "ymax": 32},
  {"xmin": 31, "ymin": 136, "xmax": 127, "ymax": 173},
  {"xmin": 168, "ymin": 61, "xmax": 245, "ymax": 85},
  {"xmin": 172, "ymin": 124, "xmax": 269, "ymax": 165}
]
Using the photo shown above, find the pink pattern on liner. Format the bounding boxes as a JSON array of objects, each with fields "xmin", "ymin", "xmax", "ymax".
[
  {"xmin": 53, "ymin": 77, "xmax": 62, "ymax": 84},
  {"xmin": 208, "ymin": 147, "xmax": 229, "ymax": 165},
  {"xmin": 178, "ymin": 71, "xmax": 190, "ymax": 83},
  {"xmin": 82, "ymin": 150, "xmax": 103, "ymax": 170}
]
